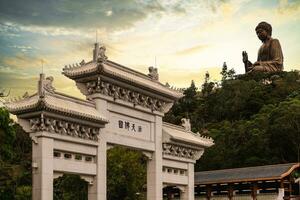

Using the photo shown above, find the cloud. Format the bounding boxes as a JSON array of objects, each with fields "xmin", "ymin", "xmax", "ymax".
[
  {"xmin": 175, "ymin": 44, "xmax": 211, "ymax": 56},
  {"xmin": 0, "ymin": 0, "xmax": 299, "ymax": 95},
  {"xmin": 0, "ymin": 70, "xmax": 37, "ymax": 98},
  {"xmin": 1, "ymin": 53, "xmax": 43, "ymax": 69},
  {"xmin": 159, "ymin": 67, "xmax": 222, "ymax": 88},
  {"xmin": 0, "ymin": 0, "xmax": 165, "ymax": 31},
  {"xmin": 0, "ymin": 0, "xmax": 237, "ymax": 33},
  {"xmin": 8, "ymin": 45, "xmax": 38, "ymax": 52},
  {"xmin": 240, "ymin": 0, "xmax": 300, "ymax": 26},
  {"xmin": 277, "ymin": 0, "xmax": 300, "ymax": 19}
]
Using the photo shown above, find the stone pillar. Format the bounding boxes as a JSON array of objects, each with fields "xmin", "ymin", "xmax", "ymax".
[
  {"xmin": 147, "ymin": 115, "xmax": 163, "ymax": 200},
  {"xmin": 93, "ymin": 98, "xmax": 108, "ymax": 117},
  {"xmin": 181, "ymin": 163, "xmax": 195, "ymax": 200},
  {"xmin": 88, "ymin": 139, "xmax": 107, "ymax": 200},
  {"xmin": 89, "ymin": 96, "xmax": 108, "ymax": 200},
  {"xmin": 32, "ymin": 135, "xmax": 53, "ymax": 200}
]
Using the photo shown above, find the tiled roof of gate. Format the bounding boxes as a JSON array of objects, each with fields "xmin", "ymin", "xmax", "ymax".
[
  {"xmin": 63, "ymin": 60, "xmax": 184, "ymax": 100},
  {"xmin": 195, "ymin": 163, "xmax": 300, "ymax": 184},
  {"xmin": 5, "ymin": 75, "xmax": 108, "ymax": 123},
  {"xmin": 162, "ymin": 122, "xmax": 214, "ymax": 148}
]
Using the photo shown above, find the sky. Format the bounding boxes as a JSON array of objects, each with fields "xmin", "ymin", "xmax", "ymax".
[{"xmin": 0, "ymin": 0, "xmax": 300, "ymax": 99}]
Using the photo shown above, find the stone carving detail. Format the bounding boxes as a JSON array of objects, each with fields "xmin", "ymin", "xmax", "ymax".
[
  {"xmin": 80, "ymin": 59, "xmax": 85, "ymax": 65},
  {"xmin": 86, "ymin": 78, "xmax": 166, "ymax": 112},
  {"xmin": 44, "ymin": 76, "xmax": 55, "ymax": 93},
  {"xmin": 162, "ymin": 143, "xmax": 199, "ymax": 160},
  {"xmin": 22, "ymin": 92, "xmax": 29, "ymax": 99},
  {"xmin": 181, "ymin": 118, "xmax": 191, "ymax": 131},
  {"xmin": 29, "ymin": 115, "xmax": 99, "ymax": 141},
  {"xmin": 97, "ymin": 46, "xmax": 108, "ymax": 63},
  {"xmin": 148, "ymin": 66, "xmax": 159, "ymax": 80}
]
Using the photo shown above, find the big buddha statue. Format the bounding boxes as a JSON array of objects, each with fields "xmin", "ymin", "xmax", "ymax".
[{"xmin": 242, "ymin": 22, "xmax": 283, "ymax": 73}]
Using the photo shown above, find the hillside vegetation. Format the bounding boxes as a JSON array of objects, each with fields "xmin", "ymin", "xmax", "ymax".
[{"xmin": 164, "ymin": 70, "xmax": 300, "ymax": 171}]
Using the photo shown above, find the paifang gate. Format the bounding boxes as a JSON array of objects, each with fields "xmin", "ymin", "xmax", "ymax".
[{"xmin": 5, "ymin": 43, "xmax": 214, "ymax": 200}]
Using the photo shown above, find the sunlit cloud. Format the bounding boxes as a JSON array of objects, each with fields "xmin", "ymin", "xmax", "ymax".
[
  {"xmin": 175, "ymin": 44, "xmax": 211, "ymax": 56},
  {"xmin": 0, "ymin": 0, "xmax": 299, "ymax": 99}
]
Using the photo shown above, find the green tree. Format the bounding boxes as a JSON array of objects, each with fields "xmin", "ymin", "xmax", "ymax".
[
  {"xmin": 268, "ymin": 98, "xmax": 300, "ymax": 162},
  {"xmin": 0, "ymin": 108, "xmax": 32, "ymax": 199},
  {"xmin": 0, "ymin": 108, "xmax": 15, "ymax": 161},
  {"xmin": 164, "ymin": 80, "xmax": 199, "ymax": 126},
  {"xmin": 54, "ymin": 174, "xmax": 88, "ymax": 200},
  {"xmin": 202, "ymin": 72, "xmax": 215, "ymax": 97},
  {"xmin": 107, "ymin": 146, "xmax": 147, "ymax": 200},
  {"xmin": 165, "ymin": 71, "xmax": 300, "ymax": 171},
  {"xmin": 220, "ymin": 62, "xmax": 236, "ymax": 82}
]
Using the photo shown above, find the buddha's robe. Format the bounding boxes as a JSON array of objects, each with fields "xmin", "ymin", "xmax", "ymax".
[{"xmin": 250, "ymin": 38, "xmax": 283, "ymax": 72}]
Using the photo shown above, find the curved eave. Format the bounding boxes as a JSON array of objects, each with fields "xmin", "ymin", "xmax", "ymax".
[
  {"xmin": 102, "ymin": 65, "xmax": 183, "ymax": 100},
  {"xmin": 43, "ymin": 100, "xmax": 108, "ymax": 123},
  {"xmin": 63, "ymin": 61, "xmax": 183, "ymax": 100},
  {"xmin": 170, "ymin": 134, "xmax": 214, "ymax": 148},
  {"xmin": 281, "ymin": 163, "xmax": 300, "ymax": 179},
  {"xmin": 62, "ymin": 61, "xmax": 99, "ymax": 79},
  {"xmin": 5, "ymin": 97, "xmax": 108, "ymax": 124},
  {"xmin": 5, "ymin": 96, "xmax": 42, "ymax": 115},
  {"xmin": 163, "ymin": 123, "xmax": 214, "ymax": 148}
]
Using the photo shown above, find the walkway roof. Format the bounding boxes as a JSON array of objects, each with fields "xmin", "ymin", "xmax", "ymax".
[{"xmin": 195, "ymin": 163, "xmax": 300, "ymax": 184}]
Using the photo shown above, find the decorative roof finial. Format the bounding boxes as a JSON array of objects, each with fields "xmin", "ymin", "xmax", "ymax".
[
  {"xmin": 98, "ymin": 46, "xmax": 107, "ymax": 63},
  {"xmin": 93, "ymin": 42, "xmax": 108, "ymax": 63},
  {"xmin": 38, "ymin": 73, "xmax": 45, "ymax": 97},
  {"xmin": 23, "ymin": 92, "xmax": 29, "ymax": 99},
  {"xmin": 96, "ymin": 29, "xmax": 98, "ymax": 43},
  {"xmin": 44, "ymin": 76, "xmax": 55, "ymax": 93},
  {"xmin": 38, "ymin": 74, "xmax": 55, "ymax": 97},
  {"xmin": 148, "ymin": 66, "xmax": 159, "ymax": 81},
  {"xmin": 0, "ymin": 88, "xmax": 10, "ymax": 98},
  {"xmin": 41, "ymin": 59, "xmax": 45, "ymax": 74},
  {"xmin": 181, "ymin": 118, "xmax": 191, "ymax": 132}
]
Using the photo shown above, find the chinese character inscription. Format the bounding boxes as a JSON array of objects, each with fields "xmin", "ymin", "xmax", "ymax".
[{"xmin": 118, "ymin": 120, "xmax": 142, "ymax": 133}]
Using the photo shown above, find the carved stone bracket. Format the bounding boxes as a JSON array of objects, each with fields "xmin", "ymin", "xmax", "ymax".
[
  {"xmin": 162, "ymin": 143, "xmax": 201, "ymax": 160},
  {"xmin": 29, "ymin": 115, "xmax": 100, "ymax": 141},
  {"xmin": 142, "ymin": 151, "xmax": 153, "ymax": 160},
  {"xmin": 86, "ymin": 78, "xmax": 167, "ymax": 112}
]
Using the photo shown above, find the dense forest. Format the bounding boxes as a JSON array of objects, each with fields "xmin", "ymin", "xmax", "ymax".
[
  {"xmin": 164, "ymin": 68, "xmax": 300, "ymax": 171},
  {"xmin": 0, "ymin": 68, "xmax": 299, "ymax": 199}
]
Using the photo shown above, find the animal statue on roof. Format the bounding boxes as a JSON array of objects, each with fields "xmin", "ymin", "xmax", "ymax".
[
  {"xmin": 44, "ymin": 76, "xmax": 55, "ymax": 93},
  {"xmin": 0, "ymin": 88, "xmax": 10, "ymax": 98},
  {"xmin": 148, "ymin": 66, "xmax": 159, "ymax": 80},
  {"xmin": 181, "ymin": 118, "xmax": 191, "ymax": 132}
]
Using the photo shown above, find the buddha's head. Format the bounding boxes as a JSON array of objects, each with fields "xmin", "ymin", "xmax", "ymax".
[{"xmin": 255, "ymin": 21, "xmax": 272, "ymax": 42}]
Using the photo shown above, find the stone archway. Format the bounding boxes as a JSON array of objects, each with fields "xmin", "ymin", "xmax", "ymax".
[{"xmin": 5, "ymin": 43, "xmax": 214, "ymax": 200}]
